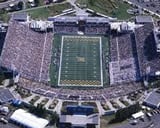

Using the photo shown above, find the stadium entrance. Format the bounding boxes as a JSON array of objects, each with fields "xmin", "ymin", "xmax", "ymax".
[{"xmin": 78, "ymin": 20, "xmax": 86, "ymax": 32}]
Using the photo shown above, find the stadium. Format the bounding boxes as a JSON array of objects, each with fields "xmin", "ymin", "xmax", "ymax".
[{"xmin": 1, "ymin": 15, "xmax": 159, "ymax": 90}]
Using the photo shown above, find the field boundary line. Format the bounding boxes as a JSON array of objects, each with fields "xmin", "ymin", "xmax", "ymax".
[{"xmin": 58, "ymin": 36, "xmax": 64, "ymax": 86}]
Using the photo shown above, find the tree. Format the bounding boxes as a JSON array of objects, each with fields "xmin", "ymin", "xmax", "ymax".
[
  {"xmin": 115, "ymin": 102, "xmax": 141, "ymax": 122},
  {"xmin": 17, "ymin": 1, "xmax": 23, "ymax": 10},
  {"xmin": 0, "ymin": 70, "xmax": 5, "ymax": 84},
  {"xmin": 49, "ymin": 112, "xmax": 59, "ymax": 125},
  {"xmin": 34, "ymin": 0, "xmax": 39, "ymax": 6},
  {"xmin": 88, "ymin": 0, "xmax": 95, "ymax": 6},
  {"xmin": 144, "ymin": 33, "xmax": 157, "ymax": 61},
  {"xmin": 29, "ymin": 103, "xmax": 47, "ymax": 118},
  {"xmin": 109, "ymin": 103, "xmax": 141, "ymax": 123}
]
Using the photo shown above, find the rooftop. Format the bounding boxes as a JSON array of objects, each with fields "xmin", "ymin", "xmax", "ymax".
[
  {"xmin": 0, "ymin": 88, "xmax": 15, "ymax": 103},
  {"xmin": 13, "ymin": 13, "xmax": 28, "ymax": 21},
  {"xmin": 49, "ymin": 16, "xmax": 109, "ymax": 23},
  {"xmin": 144, "ymin": 90, "xmax": 160, "ymax": 107},
  {"xmin": 135, "ymin": 16, "xmax": 153, "ymax": 23},
  {"xmin": 10, "ymin": 109, "xmax": 49, "ymax": 128},
  {"xmin": 60, "ymin": 114, "xmax": 99, "ymax": 125}
]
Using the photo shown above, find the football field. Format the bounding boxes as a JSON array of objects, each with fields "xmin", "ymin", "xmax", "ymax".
[{"xmin": 58, "ymin": 35, "xmax": 103, "ymax": 87}]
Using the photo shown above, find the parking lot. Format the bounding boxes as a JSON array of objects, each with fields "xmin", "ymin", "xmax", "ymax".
[
  {"xmin": 0, "ymin": 122, "xmax": 19, "ymax": 128},
  {"xmin": 114, "ymin": 109, "xmax": 160, "ymax": 128},
  {"xmin": 128, "ymin": 0, "xmax": 160, "ymax": 14},
  {"xmin": 0, "ymin": 108, "xmax": 19, "ymax": 128}
]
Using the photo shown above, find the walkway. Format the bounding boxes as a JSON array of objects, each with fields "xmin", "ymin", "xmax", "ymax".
[{"xmin": 67, "ymin": 0, "xmax": 89, "ymax": 16}]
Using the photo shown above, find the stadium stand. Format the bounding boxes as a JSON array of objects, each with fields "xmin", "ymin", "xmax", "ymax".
[
  {"xmin": 49, "ymin": 16, "xmax": 110, "ymax": 35},
  {"xmin": 0, "ymin": 32, "xmax": 6, "ymax": 55},
  {"xmin": 1, "ymin": 21, "xmax": 53, "ymax": 83},
  {"xmin": 0, "ymin": 88, "xmax": 15, "ymax": 104},
  {"xmin": 18, "ymin": 77, "xmax": 142, "ymax": 101},
  {"xmin": 134, "ymin": 24, "xmax": 160, "ymax": 77},
  {"xmin": 109, "ymin": 33, "xmax": 137, "ymax": 85}
]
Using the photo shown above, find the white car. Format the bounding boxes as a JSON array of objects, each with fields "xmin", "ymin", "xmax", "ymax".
[{"xmin": 0, "ymin": 117, "xmax": 8, "ymax": 124}]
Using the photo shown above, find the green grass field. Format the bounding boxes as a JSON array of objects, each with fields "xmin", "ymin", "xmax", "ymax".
[
  {"xmin": 58, "ymin": 36, "xmax": 103, "ymax": 86},
  {"xmin": 25, "ymin": 2, "xmax": 72, "ymax": 20},
  {"xmin": 76, "ymin": 0, "xmax": 132, "ymax": 20},
  {"xmin": 50, "ymin": 35, "xmax": 109, "ymax": 87}
]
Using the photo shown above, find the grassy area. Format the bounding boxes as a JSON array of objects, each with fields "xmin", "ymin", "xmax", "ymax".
[
  {"xmin": 76, "ymin": 0, "xmax": 87, "ymax": 5},
  {"xmin": 110, "ymin": 100, "xmax": 121, "ymax": 109},
  {"xmin": 40, "ymin": 98, "xmax": 49, "ymax": 106},
  {"xmin": 81, "ymin": 102, "xmax": 98, "ymax": 113},
  {"xmin": 60, "ymin": 36, "xmax": 101, "ymax": 86},
  {"xmin": 61, "ymin": 101, "xmax": 78, "ymax": 114},
  {"xmin": 81, "ymin": 102, "xmax": 97, "ymax": 107},
  {"xmin": 0, "ymin": 10, "xmax": 10, "ymax": 22},
  {"xmin": 77, "ymin": 0, "xmax": 132, "ymax": 20},
  {"xmin": 48, "ymin": 99, "xmax": 58, "ymax": 109},
  {"xmin": 101, "ymin": 102, "xmax": 110, "ymax": 111},
  {"xmin": 15, "ymin": 87, "xmax": 32, "ymax": 98},
  {"xmin": 62, "ymin": 101, "xmax": 79, "ymax": 107},
  {"xmin": 109, "ymin": 1, "xmax": 132, "ymax": 20},
  {"xmin": 119, "ymin": 98, "xmax": 130, "ymax": 107},
  {"xmin": 50, "ymin": 35, "xmax": 109, "ymax": 87},
  {"xmin": 50, "ymin": 34, "xmax": 62, "ymax": 86},
  {"xmin": 39, "ymin": 0, "xmax": 45, "ymax": 6},
  {"xmin": 26, "ymin": 2, "xmax": 72, "ymax": 20},
  {"xmin": 101, "ymin": 115, "xmax": 115, "ymax": 128},
  {"xmin": 29, "ymin": 95, "xmax": 40, "ymax": 105},
  {"xmin": 127, "ymin": 92, "xmax": 141, "ymax": 101}
]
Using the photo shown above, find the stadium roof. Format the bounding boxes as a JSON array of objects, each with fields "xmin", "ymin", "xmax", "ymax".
[
  {"xmin": 10, "ymin": 109, "xmax": 49, "ymax": 128},
  {"xmin": 60, "ymin": 114, "xmax": 99, "ymax": 126},
  {"xmin": 135, "ymin": 16, "xmax": 153, "ymax": 24},
  {"xmin": 144, "ymin": 90, "xmax": 160, "ymax": 108},
  {"xmin": 30, "ymin": 21, "xmax": 53, "ymax": 31},
  {"xmin": 13, "ymin": 13, "xmax": 28, "ymax": 21},
  {"xmin": 0, "ymin": 88, "xmax": 15, "ymax": 103},
  {"xmin": 49, "ymin": 16, "xmax": 109, "ymax": 23}
]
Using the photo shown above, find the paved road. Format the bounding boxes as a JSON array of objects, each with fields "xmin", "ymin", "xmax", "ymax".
[
  {"xmin": 9, "ymin": 0, "xmax": 68, "ymax": 14},
  {"xmin": 0, "ymin": 122, "xmax": 19, "ymax": 128},
  {"xmin": 67, "ymin": 0, "xmax": 89, "ymax": 16},
  {"xmin": 113, "ymin": 113, "xmax": 160, "ymax": 128},
  {"xmin": 128, "ymin": 0, "xmax": 160, "ymax": 15},
  {"xmin": 0, "ymin": 0, "xmax": 27, "ymax": 9},
  {"xmin": 124, "ymin": 0, "xmax": 160, "ymax": 18}
]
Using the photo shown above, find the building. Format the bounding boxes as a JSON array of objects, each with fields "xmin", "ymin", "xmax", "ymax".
[
  {"xmin": 135, "ymin": 16, "xmax": 153, "ymax": 25},
  {"xmin": 143, "ymin": 89, "xmax": 160, "ymax": 108},
  {"xmin": 12, "ymin": 13, "xmax": 28, "ymax": 22},
  {"xmin": 60, "ymin": 105, "xmax": 99, "ymax": 128},
  {"xmin": 0, "ymin": 88, "xmax": 15, "ymax": 104},
  {"xmin": 10, "ymin": 109, "xmax": 49, "ymax": 128},
  {"xmin": 49, "ymin": 16, "xmax": 110, "ymax": 35},
  {"xmin": 30, "ymin": 20, "xmax": 53, "ymax": 32},
  {"xmin": 60, "ymin": 114, "xmax": 99, "ymax": 128}
]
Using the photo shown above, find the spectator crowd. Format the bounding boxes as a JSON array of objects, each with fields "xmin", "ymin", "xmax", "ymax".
[{"xmin": 1, "ymin": 21, "xmax": 53, "ymax": 83}]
